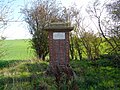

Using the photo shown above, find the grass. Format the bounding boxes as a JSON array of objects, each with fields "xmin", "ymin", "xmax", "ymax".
[
  {"xmin": 0, "ymin": 39, "xmax": 120, "ymax": 89},
  {"xmin": 1, "ymin": 39, "xmax": 35, "ymax": 60},
  {"xmin": 0, "ymin": 59, "xmax": 119, "ymax": 90},
  {"xmin": 71, "ymin": 60, "xmax": 120, "ymax": 90}
]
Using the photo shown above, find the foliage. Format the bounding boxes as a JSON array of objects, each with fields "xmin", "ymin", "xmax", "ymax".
[
  {"xmin": 70, "ymin": 34, "xmax": 82, "ymax": 60},
  {"xmin": 46, "ymin": 65, "xmax": 78, "ymax": 90},
  {"xmin": 70, "ymin": 60, "xmax": 120, "ymax": 90},
  {"xmin": 23, "ymin": 0, "xmax": 64, "ymax": 60},
  {"xmin": 70, "ymin": 33, "xmax": 75, "ymax": 60},
  {"xmin": 0, "ymin": 58, "xmax": 119, "ymax": 90},
  {"xmin": 70, "ymin": 31, "xmax": 103, "ymax": 61},
  {"xmin": 80, "ymin": 32, "xmax": 102, "ymax": 61},
  {"xmin": 100, "ymin": 54, "xmax": 120, "ymax": 68}
]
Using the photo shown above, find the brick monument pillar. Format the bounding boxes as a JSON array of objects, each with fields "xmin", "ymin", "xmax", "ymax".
[
  {"xmin": 45, "ymin": 23, "xmax": 76, "ymax": 87},
  {"xmin": 45, "ymin": 23, "xmax": 73, "ymax": 68}
]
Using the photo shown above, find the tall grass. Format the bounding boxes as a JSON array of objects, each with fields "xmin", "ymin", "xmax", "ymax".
[{"xmin": 0, "ymin": 59, "xmax": 119, "ymax": 90}]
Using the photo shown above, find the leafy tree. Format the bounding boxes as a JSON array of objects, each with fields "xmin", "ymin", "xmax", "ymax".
[
  {"xmin": 81, "ymin": 31, "xmax": 102, "ymax": 60},
  {"xmin": 70, "ymin": 33, "xmax": 75, "ymax": 60},
  {"xmin": 23, "ymin": 0, "xmax": 64, "ymax": 60},
  {"xmin": 73, "ymin": 35, "xmax": 82, "ymax": 60}
]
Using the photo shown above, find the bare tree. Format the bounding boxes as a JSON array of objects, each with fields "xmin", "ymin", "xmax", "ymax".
[
  {"xmin": 0, "ymin": 0, "xmax": 14, "ymax": 58},
  {"xmin": 0, "ymin": 0, "xmax": 14, "ymax": 29},
  {"xmin": 106, "ymin": 0, "xmax": 120, "ymax": 54},
  {"xmin": 86, "ymin": 0, "xmax": 117, "ymax": 53},
  {"xmin": 60, "ymin": 6, "xmax": 83, "ymax": 60}
]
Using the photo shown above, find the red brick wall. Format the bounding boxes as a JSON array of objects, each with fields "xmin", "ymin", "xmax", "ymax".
[{"xmin": 48, "ymin": 31, "xmax": 70, "ymax": 67}]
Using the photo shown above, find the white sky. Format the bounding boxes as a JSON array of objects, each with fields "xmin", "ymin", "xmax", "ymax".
[{"xmin": 0, "ymin": 0, "xmax": 108, "ymax": 40}]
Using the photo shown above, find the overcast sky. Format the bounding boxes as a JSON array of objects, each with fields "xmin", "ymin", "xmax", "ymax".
[{"xmin": 0, "ymin": 0, "xmax": 109, "ymax": 40}]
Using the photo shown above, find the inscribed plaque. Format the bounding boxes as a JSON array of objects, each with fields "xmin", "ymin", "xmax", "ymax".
[{"xmin": 53, "ymin": 32, "xmax": 65, "ymax": 39}]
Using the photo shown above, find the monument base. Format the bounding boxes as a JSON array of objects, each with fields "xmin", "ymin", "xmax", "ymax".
[{"xmin": 46, "ymin": 64, "xmax": 76, "ymax": 81}]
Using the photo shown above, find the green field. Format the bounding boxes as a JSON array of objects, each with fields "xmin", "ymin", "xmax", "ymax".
[{"xmin": 1, "ymin": 39, "xmax": 35, "ymax": 60}]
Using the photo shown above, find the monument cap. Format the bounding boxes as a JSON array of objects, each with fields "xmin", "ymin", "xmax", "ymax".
[{"xmin": 45, "ymin": 22, "xmax": 74, "ymax": 32}]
